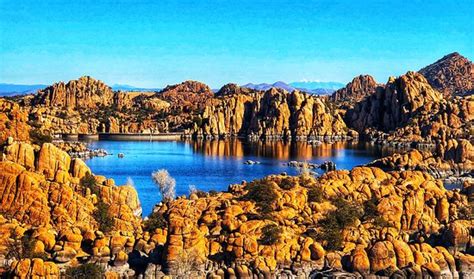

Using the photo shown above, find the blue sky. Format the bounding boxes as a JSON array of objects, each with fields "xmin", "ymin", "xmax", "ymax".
[{"xmin": 0, "ymin": 0, "xmax": 472, "ymax": 88}]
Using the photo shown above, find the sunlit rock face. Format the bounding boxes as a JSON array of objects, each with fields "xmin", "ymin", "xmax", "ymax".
[
  {"xmin": 330, "ymin": 75, "xmax": 380, "ymax": 107},
  {"xmin": 0, "ymin": 99, "xmax": 30, "ymax": 144},
  {"xmin": 32, "ymin": 76, "xmax": 115, "ymax": 109},
  {"xmin": 345, "ymin": 71, "xmax": 473, "ymax": 143},
  {"xmin": 196, "ymin": 85, "xmax": 351, "ymax": 140}
]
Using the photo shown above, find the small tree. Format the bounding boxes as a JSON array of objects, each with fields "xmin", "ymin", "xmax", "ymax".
[
  {"xmin": 152, "ymin": 169, "xmax": 176, "ymax": 201},
  {"xmin": 259, "ymin": 224, "xmax": 282, "ymax": 245},
  {"xmin": 93, "ymin": 201, "xmax": 115, "ymax": 233},
  {"xmin": 80, "ymin": 172, "xmax": 98, "ymax": 195},
  {"xmin": 242, "ymin": 179, "xmax": 278, "ymax": 216},
  {"xmin": 6, "ymin": 230, "xmax": 47, "ymax": 260},
  {"xmin": 144, "ymin": 211, "xmax": 168, "ymax": 232},
  {"xmin": 65, "ymin": 263, "xmax": 104, "ymax": 279}
]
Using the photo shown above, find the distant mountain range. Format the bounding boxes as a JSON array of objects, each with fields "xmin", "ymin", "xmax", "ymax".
[
  {"xmin": 0, "ymin": 83, "xmax": 48, "ymax": 96},
  {"xmin": 242, "ymin": 81, "xmax": 345, "ymax": 95},
  {"xmin": 111, "ymin": 84, "xmax": 161, "ymax": 92}
]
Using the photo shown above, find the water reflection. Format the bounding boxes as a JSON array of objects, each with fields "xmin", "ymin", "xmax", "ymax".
[{"xmin": 189, "ymin": 139, "xmax": 394, "ymax": 161}]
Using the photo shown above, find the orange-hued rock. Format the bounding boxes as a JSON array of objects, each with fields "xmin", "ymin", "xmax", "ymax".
[
  {"xmin": 346, "ymin": 71, "xmax": 473, "ymax": 143},
  {"xmin": 1, "ymin": 142, "xmax": 473, "ymax": 277},
  {"xmin": 197, "ymin": 86, "xmax": 349, "ymax": 139},
  {"xmin": 419, "ymin": 52, "xmax": 474, "ymax": 97},
  {"xmin": 33, "ymin": 76, "xmax": 114, "ymax": 109},
  {"xmin": 330, "ymin": 75, "xmax": 379, "ymax": 106},
  {"xmin": 10, "ymin": 259, "xmax": 60, "ymax": 278},
  {"xmin": 0, "ymin": 99, "xmax": 31, "ymax": 144},
  {"xmin": 367, "ymin": 139, "xmax": 473, "ymax": 179}
]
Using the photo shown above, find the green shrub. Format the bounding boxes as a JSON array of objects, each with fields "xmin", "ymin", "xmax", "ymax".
[
  {"xmin": 144, "ymin": 211, "xmax": 168, "ymax": 232},
  {"xmin": 65, "ymin": 263, "xmax": 104, "ymax": 279},
  {"xmin": 458, "ymin": 204, "xmax": 473, "ymax": 220},
  {"xmin": 242, "ymin": 179, "xmax": 278, "ymax": 215},
  {"xmin": 6, "ymin": 231, "xmax": 47, "ymax": 260},
  {"xmin": 279, "ymin": 177, "xmax": 294, "ymax": 190},
  {"xmin": 307, "ymin": 187, "xmax": 324, "ymax": 203},
  {"xmin": 93, "ymin": 202, "xmax": 115, "ymax": 233},
  {"xmin": 259, "ymin": 224, "xmax": 282, "ymax": 245},
  {"xmin": 29, "ymin": 129, "xmax": 52, "ymax": 145},
  {"xmin": 80, "ymin": 172, "xmax": 98, "ymax": 195},
  {"xmin": 362, "ymin": 197, "xmax": 379, "ymax": 221},
  {"xmin": 314, "ymin": 197, "xmax": 363, "ymax": 251}
]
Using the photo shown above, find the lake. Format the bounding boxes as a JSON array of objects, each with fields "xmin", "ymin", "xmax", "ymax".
[{"xmin": 84, "ymin": 140, "xmax": 389, "ymax": 216}]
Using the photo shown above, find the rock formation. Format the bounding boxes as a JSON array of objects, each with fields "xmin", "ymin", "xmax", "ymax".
[
  {"xmin": 346, "ymin": 71, "xmax": 473, "ymax": 143},
  {"xmin": 330, "ymin": 75, "xmax": 379, "ymax": 107},
  {"xmin": 159, "ymin": 80, "xmax": 214, "ymax": 112},
  {"xmin": 0, "ymin": 139, "xmax": 473, "ymax": 278},
  {"xmin": 196, "ymin": 85, "xmax": 352, "ymax": 140},
  {"xmin": 367, "ymin": 139, "xmax": 473, "ymax": 179},
  {"xmin": 419, "ymin": 52, "xmax": 474, "ymax": 97},
  {"xmin": 32, "ymin": 76, "xmax": 114, "ymax": 109},
  {"xmin": 0, "ymin": 99, "xmax": 30, "ymax": 144}
]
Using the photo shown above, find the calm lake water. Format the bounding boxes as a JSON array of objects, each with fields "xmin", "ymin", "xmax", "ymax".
[{"xmin": 84, "ymin": 140, "xmax": 389, "ymax": 216}]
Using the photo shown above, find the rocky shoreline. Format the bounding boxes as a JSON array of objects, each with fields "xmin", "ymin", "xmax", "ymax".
[{"xmin": 1, "ymin": 140, "xmax": 473, "ymax": 278}]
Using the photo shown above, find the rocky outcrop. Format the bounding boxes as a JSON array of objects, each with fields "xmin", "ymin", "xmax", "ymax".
[
  {"xmin": 196, "ymin": 86, "xmax": 352, "ymax": 140},
  {"xmin": 33, "ymin": 76, "xmax": 114, "ymax": 109},
  {"xmin": 144, "ymin": 167, "xmax": 472, "ymax": 278},
  {"xmin": 160, "ymin": 80, "xmax": 214, "ymax": 111},
  {"xmin": 0, "ymin": 99, "xmax": 30, "ymax": 144},
  {"xmin": 346, "ymin": 71, "xmax": 473, "ymax": 143},
  {"xmin": 367, "ymin": 139, "xmax": 473, "ymax": 179},
  {"xmin": 330, "ymin": 75, "xmax": 379, "ymax": 106},
  {"xmin": 419, "ymin": 52, "xmax": 474, "ymax": 97},
  {"xmin": 0, "ymin": 141, "xmax": 472, "ymax": 277},
  {"xmin": 0, "ymin": 141, "xmax": 142, "ymax": 276}
]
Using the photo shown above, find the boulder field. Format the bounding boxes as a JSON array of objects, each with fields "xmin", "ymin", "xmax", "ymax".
[{"xmin": 1, "ymin": 141, "xmax": 473, "ymax": 278}]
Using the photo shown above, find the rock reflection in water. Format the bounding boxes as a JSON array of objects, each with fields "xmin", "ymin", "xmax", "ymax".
[{"xmin": 190, "ymin": 139, "xmax": 389, "ymax": 161}]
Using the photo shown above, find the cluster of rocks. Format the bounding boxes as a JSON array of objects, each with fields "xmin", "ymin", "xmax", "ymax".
[
  {"xmin": 195, "ymin": 86, "xmax": 352, "ymax": 141},
  {"xmin": 286, "ymin": 161, "xmax": 336, "ymax": 172},
  {"xmin": 367, "ymin": 139, "xmax": 473, "ymax": 182},
  {"xmin": 419, "ymin": 52, "xmax": 474, "ymax": 97},
  {"xmin": 345, "ymin": 71, "xmax": 473, "ymax": 145},
  {"xmin": 1, "ymin": 140, "xmax": 472, "ymax": 278},
  {"xmin": 52, "ymin": 140, "xmax": 109, "ymax": 159}
]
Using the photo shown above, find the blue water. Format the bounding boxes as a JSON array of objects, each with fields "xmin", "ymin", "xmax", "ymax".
[{"xmin": 84, "ymin": 140, "xmax": 384, "ymax": 216}]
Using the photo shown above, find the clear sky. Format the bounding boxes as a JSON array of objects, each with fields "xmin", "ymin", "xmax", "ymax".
[{"xmin": 0, "ymin": 0, "xmax": 472, "ymax": 88}]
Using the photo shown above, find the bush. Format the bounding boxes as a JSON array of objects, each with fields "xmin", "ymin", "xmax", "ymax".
[
  {"xmin": 6, "ymin": 231, "xmax": 47, "ymax": 260},
  {"xmin": 93, "ymin": 202, "xmax": 115, "ymax": 233},
  {"xmin": 80, "ymin": 172, "xmax": 98, "ymax": 195},
  {"xmin": 65, "ymin": 263, "xmax": 104, "ymax": 279},
  {"xmin": 314, "ymin": 197, "xmax": 363, "ymax": 251},
  {"xmin": 144, "ymin": 211, "xmax": 168, "ymax": 232},
  {"xmin": 279, "ymin": 177, "xmax": 294, "ymax": 190},
  {"xmin": 307, "ymin": 187, "xmax": 324, "ymax": 203},
  {"xmin": 259, "ymin": 224, "xmax": 282, "ymax": 245},
  {"xmin": 458, "ymin": 204, "xmax": 473, "ymax": 220},
  {"xmin": 242, "ymin": 179, "xmax": 278, "ymax": 215},
  {"xmin": 29, "ymin": 129, "xmax": 52, "ymax": 145}
]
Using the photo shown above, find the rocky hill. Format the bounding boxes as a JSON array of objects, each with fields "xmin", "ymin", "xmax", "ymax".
[
  {"xmin": 346, "ymin": 71, "xmax": 473, "ymax": 144},
  {"xmin": 330, "ymin": 75, "xmax": 380, "ymax": 106},
  {"xmin": 32, "ymin": 76, "xmax": 115, "ymax": 109},
  {"xmin": 0, "ymin": 140, "xmax": 472, "ymax": 277},
  {"xmin": 195, "ymin": 85, "xmax": 352, "ymax": 140},
  {"xmin": 419, "ymin": 52, "xmax": 474, "ymax": 97}
]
